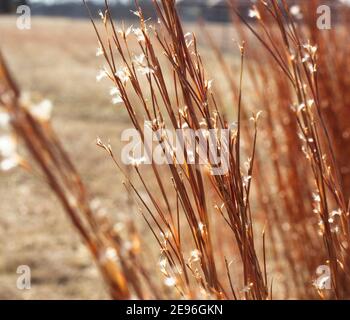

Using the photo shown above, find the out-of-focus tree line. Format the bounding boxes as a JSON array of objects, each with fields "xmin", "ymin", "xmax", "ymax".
[{"xmin": 0, "ymin": 0, "xmax": 28, "ymax": 13}]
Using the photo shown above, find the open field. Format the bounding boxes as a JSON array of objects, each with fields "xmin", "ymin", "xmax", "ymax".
[{"xmin": 0, "ymin": 16, "xmax": 134, "ymax": 299}]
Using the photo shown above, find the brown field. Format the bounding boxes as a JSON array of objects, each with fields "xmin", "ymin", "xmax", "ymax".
[{"xmin": 0, "ymin": 16, "xmax": 133, "ymax": 300}]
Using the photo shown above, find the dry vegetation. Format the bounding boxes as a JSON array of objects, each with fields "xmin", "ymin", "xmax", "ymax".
[{"xmin": 1, "ymin": 0, "xmax": 350, "ymax": 300}]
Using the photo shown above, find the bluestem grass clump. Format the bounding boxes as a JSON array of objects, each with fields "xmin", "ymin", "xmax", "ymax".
[{"xmin": 1, "ymin": 0, "xmax": 350, "ymax": 300}]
